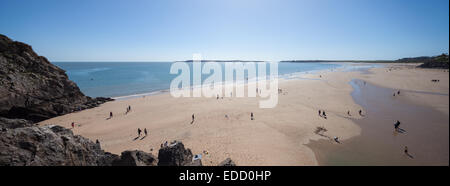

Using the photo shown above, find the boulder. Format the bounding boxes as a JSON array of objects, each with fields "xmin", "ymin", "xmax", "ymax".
[
  {"xmin": 218, "ymin": 158, "xmax": 236, "ymax": 166},
  {"xmin": 112, "ymin": 150, "xmax": 157, "ymax": 166},
  {"xmin": 157, "ymin": 141, "xmax": 194, "ymax": 166}
]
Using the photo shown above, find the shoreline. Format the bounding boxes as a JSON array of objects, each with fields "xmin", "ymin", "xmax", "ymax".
[
  {"xmin": 104, "ymin": 62, "xmax": 379, "ymax": 101},
  {"xmin": 38, "ymin": 63, "xmax": 448, "ymax": 165},
  {"xmin": 307, "ymin": 65, "xmax": 449, "ymax": 165}
]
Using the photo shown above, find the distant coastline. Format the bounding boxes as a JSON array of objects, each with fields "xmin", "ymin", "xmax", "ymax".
[
  {"xmin": 280, "ymin": 60, "xmax": 394, "ymax": 63},
  {"xmin": 175, "ymin": 53, "xmax": 449, "ymax": 65}
]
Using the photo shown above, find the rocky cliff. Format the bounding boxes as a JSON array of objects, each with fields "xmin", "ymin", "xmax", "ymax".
[
  {"xmin": 0, "ymin": 124, "xmax": 119, "ymax": 166},
  {"xmin": 0, "ymin": 121, "xmax": 207, "ymax": 166},
  {"xmin": 0, "ymin": 34, "xmax": 112, "ymax": 122}
]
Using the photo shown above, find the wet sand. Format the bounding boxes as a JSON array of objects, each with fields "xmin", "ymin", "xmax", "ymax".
[{"xmin": 307, "ymin": 78, "xmax": 449, "ymax": 165}]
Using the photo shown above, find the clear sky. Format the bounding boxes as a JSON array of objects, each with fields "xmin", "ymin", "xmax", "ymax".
[{"xmin": 1, "ymin": 0, "xmax": 448, "ymax": 61}]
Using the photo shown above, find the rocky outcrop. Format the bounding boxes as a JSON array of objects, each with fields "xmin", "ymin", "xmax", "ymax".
[
  {"xmin": 0, "ymin": 117, "xmax": 35, "ymax": 129},
  {"xmin": 218, "ymin": 158, "xmax": 236, "ymax": 166},
  {"xmin": 0, "ymin": 34, "xmax": 112, "ymax": 123},
  {"xmin": 158, "ymin": 141, "xmax": 198, "ymax": 166},
  {"xmin": 0, "ymin": 121, "xmax": 231, "ymax": 166},
  {"xmin": 112, "ymin": 150, "xmax": 157, "ymax": 166},
  {"xmin": 416, "ymin": 54, "xmax": 449, "ymax": 69},
  {"xmin": 418, "ymin": 61, "xmax": 449, "ymax": 69},
  {"xmin": 0, "ymin": 124, "xmax": 119, "ymax": 166}
]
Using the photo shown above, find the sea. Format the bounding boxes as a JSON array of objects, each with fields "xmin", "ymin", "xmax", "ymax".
[{"xmin": 53, "ymin": 62, "xmax": 380, "ymax": 99}]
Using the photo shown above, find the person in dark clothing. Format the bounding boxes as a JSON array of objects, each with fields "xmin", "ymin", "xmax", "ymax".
[
  {"xmin": 71, "ymin": 122, "xmax": 75, "ymax": 128},
  {"xmin": 347, "ymin": 110, "xmax": 351, "ymax": 116},
  {"xmin": 138, "ymin": 128, "xmax": 142, "ymax": 136},
  {"xmin": 394, "ymin": 120, "xmax": 401, "ymax": 130},
  {"xmin": 359, "ymin": 110, "xmax": 362, "ymax": 116},
  {"xmin": 191, "ymin": 114, "xmax": 195, "ymax": 124},
  {"xmin": 144, "ymin": 128, "xmax": 148, "ymax": 136},
  {"xmin": 251, "ymin": 112, "xmax": 254, "ymax": 120},
  {"xmin": 318, "ymin": 110, "xmax": 321, "ymax": 116},
  {"xmin": 110, "ymin": 112, "xmax": 113, "ymax": 118}
]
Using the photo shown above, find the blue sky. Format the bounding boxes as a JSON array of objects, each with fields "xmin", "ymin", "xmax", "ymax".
[{"xmin": 1, "ymin": 0, "xmax": 448, "ymax": 61}]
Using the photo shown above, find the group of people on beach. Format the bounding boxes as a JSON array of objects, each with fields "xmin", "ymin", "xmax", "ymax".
[
  {"xmin": 393, "ymin": 90, "xmax": 401, "ymax": 97},
  {"xmin": 431, "ymin": 79, "xmax": 440, "ymax": 82},
  {"xmin": 347, "ymin": 109, "xmax": 364, "ymax": 116},
  {"xmin": 125, "ymin": 105, "xmax": 131, "ymax": 114},
  {"xmin": 191, "ymin": 112, "xmax": 255, "ymax": 124},
  {"xmin": 318, "ymin": 110, "xmax": 327, "ymax": 119},
  {"xmin": 106, "ymin": 105, "xmax": 133, "ymax": 120},
  {"xmin": 137, "ymin": 128, "xmax": 148, "ymax": 137},
  {"xmin": 319, "ymin": 109, "xmax": 364, "ymax": 119}
]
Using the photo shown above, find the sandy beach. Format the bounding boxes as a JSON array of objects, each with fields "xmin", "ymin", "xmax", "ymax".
[{"xmin": 39, "ymin": 64, "xmax": 449, "ymax": 166}]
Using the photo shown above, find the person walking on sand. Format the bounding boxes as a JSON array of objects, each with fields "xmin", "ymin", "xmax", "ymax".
[
  {"xmin": 251, "ymin": 112, "xmax": 254, "ymax": 120},
  {"xmin": 138, "ymin": 128, "xmax": 142, "ymax": 137},
  {"xmin": 394, "ymin": 120, "xmax": 401, "ymax": 130},
  {"xmin": 397, "ymin": 90, "xmax": 400, "ymax": 95},
  {"xmin": 359, "ymin": 110, "xmax": 362, "ymax": 116},
  {"xmin": 347, "ymin": 110, "xmax": 351, "ymax": 116},
  {"xmin": 191, "ymin": 114, "xmax": 195, "ymax": 124},
  {"xmin": 71, "ymin": 122, "xmax": 75, "ymax": 128},
  {"xmin": 109, "ymin": 112, "xmax": 113, "ymax": 118},
  {"xmin": 334, "ymin": 137, "xmax": 340, "ymax": 144},
  {"xmin": 404, "ymin": 146, "xmax": 408, "ymax": 155},
  {"xmin": 318, "ymin": 110, "xmax": 322, "ymax": 116},
  {"xmin": 144, "ymin": 128, "xmax": 148, "ymax": 136}
]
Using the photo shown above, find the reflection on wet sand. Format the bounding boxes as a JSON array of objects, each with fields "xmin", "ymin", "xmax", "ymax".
[{"xmin": 308, "ymin": 79, "xmax": 449, "ymax": 166}]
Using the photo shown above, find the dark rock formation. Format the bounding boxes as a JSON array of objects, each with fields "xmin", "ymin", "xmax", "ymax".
[
  {"xmin": 418, "ymin": 61, "xmax": 449, "ymax": 69},
  {"xmin": 112, "ymin": 150, "xmax": 157, "ymax": 166},
  {"xmin": 415, "ymin": 54, "xmax": 449, "ymax": 69},
  {"xmin": 0, "ymin": 117, "xmax": 201, "ymax": 166},
  {"xmin": 218, "ymin": 158, "xmax": 236, "ymax": 166},
  {"xmin": 0, "ymin": 117, "xmax": 35, "ymax": 129},
  {"xmin": 0, "ymin": 124, "xmax": 119, "ymax": 166},
  {"xmin": 0, "ymin": 34, "xmax": 112, "ymax": 123},
  {"xmin": 158, "ymin": 141, "xmax": 197, "ymax": 166},
  {"xmin": 0, "ymin": 121, "xmax": 224, "ymax": 166}
]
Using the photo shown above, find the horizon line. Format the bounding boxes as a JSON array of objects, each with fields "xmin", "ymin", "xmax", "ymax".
[{"xmin": 52, "ymin": 59, "xmax": 398, "ymax": 63}]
